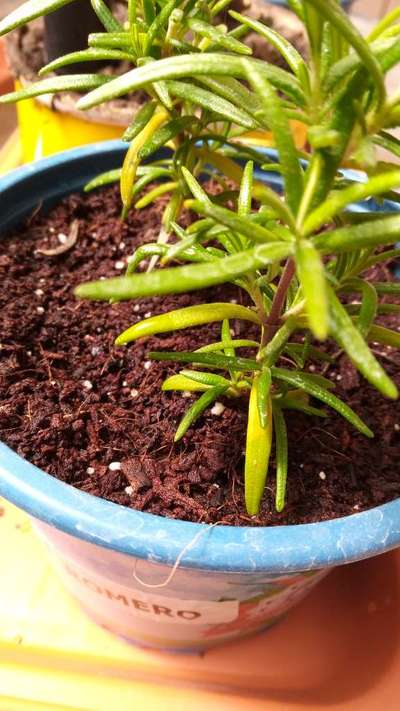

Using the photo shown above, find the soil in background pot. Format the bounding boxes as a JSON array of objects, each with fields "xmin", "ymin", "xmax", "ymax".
[{"xmin": 0, "ymin": 184, "xmax": 399, "ymax": 527}]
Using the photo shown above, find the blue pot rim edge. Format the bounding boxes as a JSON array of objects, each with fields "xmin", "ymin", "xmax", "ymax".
[{"xmin": 0, "ymin": 139, "xmax": 399, "ymax": 575}]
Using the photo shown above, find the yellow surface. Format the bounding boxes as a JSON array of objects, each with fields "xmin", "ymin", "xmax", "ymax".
[
  {"xmin": 2, "ymin": 498, "xmax": 400, "ymax": 711},
  {"xmin": 15, "ymin": 83, "xmax": 123, "ymax": 163}
]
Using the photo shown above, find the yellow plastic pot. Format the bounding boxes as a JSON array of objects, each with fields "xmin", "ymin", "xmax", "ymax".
[
  {"xmin": 15, "ymin": 80, "xmax": 307, "ymax": 162},
  {"xmin": 15, "ymin": 80, "xmax": 124, "ymax": 162}
]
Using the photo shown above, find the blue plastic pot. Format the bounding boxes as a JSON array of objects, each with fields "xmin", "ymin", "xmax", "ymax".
[{"xmin": 0, "ymin": 141, "xmax": 399, "ymax": 651}]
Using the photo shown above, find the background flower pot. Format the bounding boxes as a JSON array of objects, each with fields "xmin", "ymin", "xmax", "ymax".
[{"xmin": 1, "ymin": 141, "xmax": 399, "ymax": 652}]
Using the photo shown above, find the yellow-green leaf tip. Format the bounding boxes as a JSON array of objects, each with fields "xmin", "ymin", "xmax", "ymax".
[{"xmin": 114, "ymin": 329, "xmax": 134, "ymax": 346}]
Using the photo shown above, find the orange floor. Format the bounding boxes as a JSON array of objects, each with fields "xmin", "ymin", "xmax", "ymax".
[{"xmin": 1, "ymin": 499, "xmax": 400, "ymax": 710}]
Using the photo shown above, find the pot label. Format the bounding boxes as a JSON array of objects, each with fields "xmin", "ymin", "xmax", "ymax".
[{"xmin": 60, "ymin": 558, "xmax": 239, "ymax": 625}]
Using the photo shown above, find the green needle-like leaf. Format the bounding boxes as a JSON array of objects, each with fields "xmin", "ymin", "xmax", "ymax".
[
  {"xmin": 165, "ymin": 80, "xmax": 257, "ymax": 129},
  {"xmin": 91, "ymin": 0, "xmax": 122, "ymax": 32},
  {"xmin": 304, "ymin": 171, "xmax": 400, "ymax": 235},
  {"xmin": 76, "ymin": 243, "xmax": 292, "ymax": 301},
  {"xmin": 273, "ymin": 406, "xmax": 288, "ymax": 513},
  {"xmin": 272, "ymin": 367, "xmax": 374, "ymax": 437},
  {"xmin": 343, "ymin": 278, "xmax": 377, "ymax": 338},
  {"xmin": 295, "ymin": 240, "xmax": 328, "ymax": 340},
  {"xmin": 139, "ymin": 116, "xmax": 198, "ymax": 158},
  {"xmin": 314, "ymin": 214, "xmax": 400, "ymax": 254},
  {"xmin": 245, "ymin": 377, "xmax": 273, "ymax": 516},
  {"xmin": 230, "ymin": 10, "xmax": 308, "ymax": 81},
  {"xmin": 238, "ymin": 161, "xmax": 253, "ymax": 218},
  {"xmin": 328, "ymin": 289, "xmax": 397, "ymax": 399},
  {"xmin": 190, "ymin": 200, "xmax": 291, "ymax": 244},
  {"xmin": 195, "ymin": 339, "xmax": 259, "ymax": 353},
  {"xmin": 368, "ymin": 7, "xmax": 400, "ymax": 42},
  {"xmin": 122, "ymin": 101, "xmax": 157, "ymax": 142},
  {"xmin": 115, "ymin": 303, "xmax": 260, "ymax": 345},
  {"xmin": 257, "ymin": 367, "xmax": 272, "ymax": 429},
  {"xmin": 0, "ymin": 0, "xmax": 75, "ymax": 35},
  {"xmin": 162, "ymin": 374, "xmax": 210, "ymax": 392},
  {"xmin": 221, "ymin": 319, "xmax": 235, "ymax": 359},
  {"xmin": 373, "ymin": 283, "xmax": 400, "ymax": 295},
  {"xmin": 84, "ymin": 169, "xmax": 122, "ymax": 191},
  {"xmin": 0, "ymin": 75, "xmax": 111, "ymax": 104},
  {"xmin": 144, "ymin": 0, "xmax": 182, "ymax": 54},
  {"xmin": 149, "ymin": 351, "xmax": 261, "ymax": 372},
  {"xmin": 243, "ymin": 60, "xmax": 303, "ymax": 214},
  {"xmin": 196, "ymin": 76, "xmax": 262, "ymax": 120},
  {"xmin": 188, "ymin": 18, "xmax": 252, "ymax": 55},
  {"xmin": 39, "ymin": 48, "xmax": 132, "ymax": 76},
  {"xmin": 174, "ymin": 386, "xmax": 228, "ymax": 442},
  {"xmin": 75, "ymin": 54, "xmax": 305, "ymax": 110},
  {"xmin": 134, "ymin": 182, "xmax": 177, "ymax": 209},
  {"xmin": 367, "ymin": 324, "xmax": 400, "ymax": 348},
  {"xmin": 179, "ymin": 369, "xmax": 232, "ymax": 389},
  {"xmin": 88, "ymin": 31, "xmax": 133, "ymax": 49}
]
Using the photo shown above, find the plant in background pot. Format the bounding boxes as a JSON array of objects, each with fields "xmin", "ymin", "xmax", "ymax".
[{"xmin": 0, "ymin": 0, "xmax": 400, "ymax": 651}]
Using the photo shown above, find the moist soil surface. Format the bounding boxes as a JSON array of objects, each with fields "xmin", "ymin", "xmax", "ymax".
[{"xmin": 1, "ymin": 184, "xmax": 399, "ymax": 526}]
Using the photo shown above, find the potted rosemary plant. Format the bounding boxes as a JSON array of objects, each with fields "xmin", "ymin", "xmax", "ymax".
[{"xmin": 0, "ymin": 0, "xmax": 400, "ymax": 651}]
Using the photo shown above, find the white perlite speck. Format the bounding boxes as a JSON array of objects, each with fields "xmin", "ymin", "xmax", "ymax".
[
  {"xmin": 144, "ymin": 312, "xmax": 152, "ymax": 318},
  {"xmin": 35, "ymin": 289, "xmax": 44, "ymax": 297},
  {"xmin": 144, "ymin": 361, "xmax": 152, "ymax": 370},
  {"xmin": 319, "ymin": 471, "xmax": 326, "ymax": 480},
  {"xmin": 211, "ymin": 402, "xmax": 225, "ymax": 416},
  {"xmin": 86, "ymin": 467, "xmax": 95, "ymax": 475},
  {"xmin": 115, "ymin": 260, "xmax": 125, "ymax": 270},
  {"xmin": 125, "ymin": 486, "xmax": 133, "ymax": 495},
  {"xmin": 119, "ymin": 242, "xmax": 126, "ymax": 250},
  {"xmin": 91, "ymin": 346, "xmax": 100, "ymax": 356},
  {"xmin": 133, "ymin": 304, "xmax": 140, "ymax": 312},
  {"xmin": 109, "ymin": 462, "xmax": 122, "ymax": 471},
  {"xmin": 36, "ymin": 306, "xmax": 45, "ymax": 315},
  {"xmin": 122, "ymin": 380, "xmax": 128, "ymax": 387},
  {"xmin": 58, "ymin": 233, "xmax": 67, "ymax": 244},
  {"xmin": 130, "ymin": 388, "xmax": 139, "ymax": 398},
  {"xmin": 82, "ymin": 380, "xmax": 93, "ymax": 390},
  {"xmin": 182, "ymin": 391, "xmax": 192, "ymax": 398},
  {"xmin": 394, "ymin": 424, "xmax": 400, "ymax": 432}
]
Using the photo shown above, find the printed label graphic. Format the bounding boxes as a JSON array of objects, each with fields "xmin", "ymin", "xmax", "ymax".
[{"xmin": 60, "ymin": 559, "xmax": 239, "ymax": 625}]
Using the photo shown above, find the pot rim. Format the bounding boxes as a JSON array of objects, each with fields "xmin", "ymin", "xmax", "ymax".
[{"xmin": 1, "ymin": 140, "xmax": 399, "ymax": 574}]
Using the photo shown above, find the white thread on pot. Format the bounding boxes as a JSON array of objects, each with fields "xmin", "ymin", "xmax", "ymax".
[{"xmin": 132, "ymin": 522, "xmax": 222, "ymax": 589}]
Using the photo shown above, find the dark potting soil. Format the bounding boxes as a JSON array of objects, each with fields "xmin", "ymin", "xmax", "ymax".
[{"xmin": 0, "ymin": 184, "xmax": 399, "ymax": 526}]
